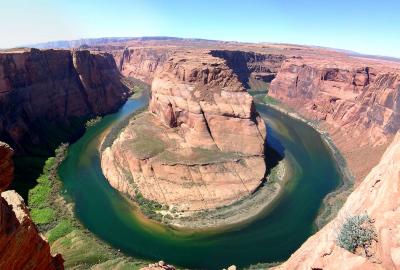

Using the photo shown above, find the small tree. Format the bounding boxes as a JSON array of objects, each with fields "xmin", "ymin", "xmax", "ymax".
[{"xmin": 337, "ymin": 214, "xmax": 376, "ymax": 254}]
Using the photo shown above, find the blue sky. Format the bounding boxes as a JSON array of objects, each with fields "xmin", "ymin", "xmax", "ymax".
[{"xmin": 1, "ymin": 0, "xmax": 399, "ymax": 57}]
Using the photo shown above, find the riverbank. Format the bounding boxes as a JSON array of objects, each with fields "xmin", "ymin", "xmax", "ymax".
[
  {"xmin": 27, "ymin": 143, "xmax": 149, "ymax": 270},
  {"xmin": 254, "ymin": 94, "xmax": 355, "ymax": 228},
  {"xmin": 164, "ymin": 158, "xmax": 290, "ymax": 230}
]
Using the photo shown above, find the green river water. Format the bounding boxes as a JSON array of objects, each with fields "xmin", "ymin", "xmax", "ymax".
[{"xmin": 58, "ymin": 91, "xmax": 343, "ymax": 269}]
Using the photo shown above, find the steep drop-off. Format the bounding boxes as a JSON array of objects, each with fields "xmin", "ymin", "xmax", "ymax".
[
  {"xmin": 0, "ymin": 48, "xmax": 129, "ymax": 154},
  {"xmin": 275, "ymin": 131, "xmax": 400, "ymax": 270},
  {"xmin": 102, "ymin": 50, "xmax": 267, "ymax": 213},
  {"xmin": 0, "ymin": 142, "xmax": 63, "ymax": 269},
  {"xmin": 116, "ymin": 47, "xmax": 171, "ymax": 83},
  {"xmin": 269, "ymin": 56, "xmax": 400, "ymax": 181},
  {"xmin": 0, "ymin": 191, "xmax": 64, "ymax": 270}
]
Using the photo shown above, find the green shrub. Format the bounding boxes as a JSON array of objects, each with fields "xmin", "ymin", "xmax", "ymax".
[
  {"xmin": 263, "ymin": 95, "xmax": 280, "ymax": 105},
  {"xmin": 85, "ymin": 116, "xmax": 102, "ymax": 129},
  {"xmin": 337, "ymin": 214, "xmax": 376, "ymax": 253},
  {"xmin": 28, "ymin": 182, "xmax": 51, "ymax": 208},
  {"xmin": 31, "ymin": 207, "xmax": 56, "ymax": 224},
  {"xmin": 47, "ymin": 219, "xmax": 74, "ymax": 243}
]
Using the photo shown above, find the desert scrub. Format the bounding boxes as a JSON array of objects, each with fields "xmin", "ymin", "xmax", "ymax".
[
  {"xmin": 47, "ymin": 219, "xmax": 74, "ymax": 243},
  {"xmin": 134, "ymin": 192, "xmax": 164, "ymax": 222},
  {"xmin": 28, "ymin": 144, "xmax": 68, "ymax": 228},
  {"xmin": 263, "ymin": 95, "xmax": 280, "ymax": 105},
  {"xmin": 337, "ymin": 214, "xmax": 376, "ymax": 254},
  {"xmin": 85, "ymin": 116, "xmax": 102, "ymax": 129},
  {"xmin": 122, "ymin": 77, "xmax": 151, "ymax": 96}
]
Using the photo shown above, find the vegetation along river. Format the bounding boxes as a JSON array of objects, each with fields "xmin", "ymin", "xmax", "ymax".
[{"xmin": 58, "ymin": 90, "xmax": 344, "ymax": 269}]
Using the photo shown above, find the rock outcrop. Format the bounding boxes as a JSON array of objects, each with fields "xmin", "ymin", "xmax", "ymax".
[
  {"xmin": 116, "ymin": 47, "xmax": 171, "ymax": 83},
  {"xmin": 0, "ymin": 48, "xmax": 129, "ymax": 154},
  {"xmin": 210, "ymin": 50, "xmax": 285, "ymax": 86},
  {"xmin": 102, "ymin": 50, "xmax": 267, "ymax": 212},
  {"xmin": 275, "ymin": 131, "xmax": 400, "ymax": 270},
  {"xmin": 269, "ymin": 57, "xmax": 400, "ymax": 145},
  {"xmin": 0, "ymin": 142, "xmax": 13, "ymax": 190},
  {"xmin": 0, "ymin": 191, "xmax": 64, "ymax": 270},
  {"xmin": 269, "ymin": 56, "xmax": 400, "ymax": 182}
]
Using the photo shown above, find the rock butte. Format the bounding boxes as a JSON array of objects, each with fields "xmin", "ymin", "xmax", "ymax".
[
  {"xmin": 113, "ymin": 42, "xmax": 400, "ymax": 183},
  {"xmin": 101, "ymin": 50, "xmax": 267, "ymax": 211}
]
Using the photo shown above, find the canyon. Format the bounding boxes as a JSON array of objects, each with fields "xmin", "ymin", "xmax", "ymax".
[{"xmin": 0, "ymin": 37, "xmax": 399, "ymax": 269}]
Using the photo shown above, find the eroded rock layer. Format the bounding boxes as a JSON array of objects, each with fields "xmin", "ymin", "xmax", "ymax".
[
  {"xmin": 0, "ymin": 191, "xmax": 64, "ymax": 270},
  {"xmin": 0, "ymin": 48, "xmax": 129, "ymax": 153},
  {"xmin": 270, "ymin": 57, "xmax": 400, "ymax": 146},
  {"xmin": 275, "ymin": 131, "xmax": 400, "ymax": 270},
  {"xmin": 102, "ymin": 50, "xmax": 267, "ymax": 211}
]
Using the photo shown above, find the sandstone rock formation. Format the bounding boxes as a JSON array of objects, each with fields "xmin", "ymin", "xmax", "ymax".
[
  {"xmin": 0, "ymin": 191, "xmax": 64, "ymax": 270},
  {"xmin": 269, "ymin": 57, "xmax": 400, "ymax": 146},
  {"xmin": 275, "ymin": 131, "xmax": 400, "ymax": 270},
  {"xmin": 116, "ymin": 47, "xmax": 171, "ymax": 83},
  {"xmin": 0, "ymin": 48, "xmax": 129, "ymax": 154},
  {"xmin": 102, "ymin": 50, "xmax": 267, "ymax": 212},
  {"xmin": 268, "ymin": 56, "xmax": 400, "ymax": 182},
  {"xmin": 0, "ymin": 142, "xmax": 13, "ymax": 190}
]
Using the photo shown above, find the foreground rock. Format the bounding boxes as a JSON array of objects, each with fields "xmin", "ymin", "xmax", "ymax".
[
  {"xmin": 102, "ymin": 50, "xmax": 266, "ymax": 214},
  {"xmin": 0, "ymin": 48, "xmax": 129, "ymax": 154},
  {"xmin": 0, "ymin": 191, "xmax": 64, "ymax": 269},
  {"xmin": 275, "ymin": 131, "xmax": 400, "ymax": 270},
  {"xmin": 0, "ymin": 142, "xmax": 13, "ymax": 190}
]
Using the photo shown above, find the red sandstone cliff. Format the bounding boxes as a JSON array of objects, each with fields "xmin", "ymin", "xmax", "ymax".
[
  {"xmin": 102, "ymin": 50, "xmax": 267, "ymax": 212},
  {"xmin": 0, "ymin": 141, "xmax": 63, "ymax": 269},
  {"xmin": 116, "ymin": 47, "xmax": 171, "ymax": 83},
  {"xmin": 275, "ymin": 131, "xmax": 400, "ymax": 270},
  {"xmin": 269, "ymin": 56, "xmax": 400, "ymax": 181},
  {"xmin": 0, "ymin": 48, "xmax": 129, "ymax": 153},
  {"xmin": 0, "ymin": 191, "xmax": 64, "ymax": 270},
  {"xmin": 270, "ymin": 57, "xmax": 400, "ymax": 145}
]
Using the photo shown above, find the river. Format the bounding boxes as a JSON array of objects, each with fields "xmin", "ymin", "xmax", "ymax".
[{"xmin": 58, "ymin": 91, "xmax": 343, "ymax": 269}]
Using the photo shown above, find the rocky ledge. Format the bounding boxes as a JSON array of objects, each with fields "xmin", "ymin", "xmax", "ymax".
[{"xmin": 101, "ymin": 50, "xmax": 267, "ymax": 215}]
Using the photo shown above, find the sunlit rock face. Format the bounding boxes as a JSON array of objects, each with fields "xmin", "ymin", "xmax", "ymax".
[
  {"xmin": 102, "ymin": 50, "xmax": 267, "ymax": 212},
  {"xmin": 270, "ymin": 57, "xmax": 400, "ymax": 146},
  {"xmin": 0, "ymin": 191, "xmax": 64, "ymax": 270}
]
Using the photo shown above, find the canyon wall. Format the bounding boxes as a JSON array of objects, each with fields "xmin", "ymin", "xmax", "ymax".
[
  {"xmin": 102, "ymin": 50, "xmax": 267, "ymax": 212},
  {"xmin": 0, "ymin": 48, "xmax": 129, "ymax": 154},
  {"xmin": 210, "ymin": 50, "xmax": 285, "ymax": 85},
  {"xmin": 275, "ymin": 131, "xmax": 400, "ymax": 270},
  {"xmin": 269, "ymin": 57, "xmax": 400, "ymax": 144},
  {"xmin": 269, "ymin": 57, "xmax": 400, "ymax": 181},
  {"xmin": 116, "ymin": 47, "xmax": 171, "ymax": 83},
  {"xmin": 0, "ymin": 142, "xmax": 63, "ymax": 269}
]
